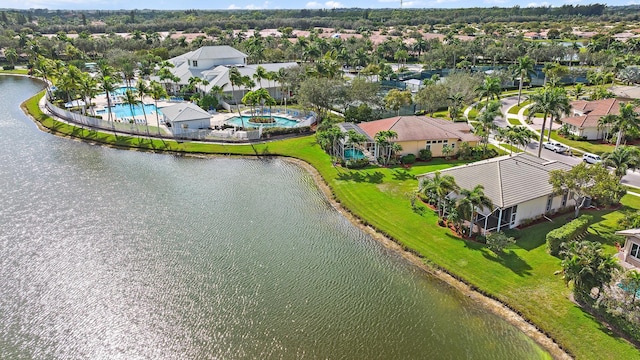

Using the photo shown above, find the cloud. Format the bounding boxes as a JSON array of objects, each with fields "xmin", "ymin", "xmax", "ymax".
[
  {"xmin": 306, "ymin": 0, "xmax": 344, "ymax": 8},
  {"xmin": 227, "ymin": 4, "xmax": 240, "ymax": 8},
  {"xmin": 526, "ymin": 1, "xmax": 550, "ymax": 6},
  {"xmin": 228, "ymin": 1, "xmax": 270, "ymax": 9},
  {"xmin": 484, "ymin": 0, "xmax": 508, "ymax": 3}
]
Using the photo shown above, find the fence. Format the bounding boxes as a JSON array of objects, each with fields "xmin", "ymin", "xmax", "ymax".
[{"xmin": 45, "ymin": 100, "xmax": 308, "ymax": 143}]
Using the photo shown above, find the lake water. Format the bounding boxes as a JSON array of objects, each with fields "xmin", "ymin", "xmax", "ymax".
[{"xmin": 0, "ymin": 75, "xmax": 547, "ymax": 359}]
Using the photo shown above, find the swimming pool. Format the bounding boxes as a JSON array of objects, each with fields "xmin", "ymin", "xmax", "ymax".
[
  {"xmin": 226, "ymin": 116, "xmax": 299, "ymax": 128},
  {"xmin": 96, "ymin": 103, "xmax": 162, "ymax": 119},
  {"xmin": 98, "ymin": 86, "xmax": 137, "ymax": 97},
  {"xmin": 344, "ymin": 148, "xmax": 365, "ymax": 160}
]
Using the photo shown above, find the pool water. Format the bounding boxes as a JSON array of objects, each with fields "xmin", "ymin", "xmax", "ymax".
[
  {"xmin": 226, "ymin": 116, "xmax": 299, "ymax": 128},
  {"xmin": 96, "ymin": 103, "xmax": 162, "ymax": 119},
  {"xmin": 344, "ymin": 148, "xmax": 365, "ymax": 160},
  {"xmin": 112, "ymin": 86, "xmax": 136, "ymax": 96}
]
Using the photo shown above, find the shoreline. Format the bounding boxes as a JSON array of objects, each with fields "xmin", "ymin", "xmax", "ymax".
[
  {"xmin": 284, "ymin": 157, "xmax": 571, "ymax": 360},
  {"xmin": 16, "ymin": 77, "xmax": 570, "ymax": 359}
]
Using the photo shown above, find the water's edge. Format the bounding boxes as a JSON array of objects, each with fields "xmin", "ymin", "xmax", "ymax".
[{"xmin": 15, "ymin": 74, "xmax": 570, "ymax": 359}]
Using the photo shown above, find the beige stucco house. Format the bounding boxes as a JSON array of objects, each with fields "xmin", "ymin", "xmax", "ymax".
[
  {"xmin": 615, "ymin": 229, "xmax": 640, "ymax": 268},
  {"xmin": 419, "ymin": 153, "xmax": 576, "ymax": 233},
  {"xmin": 352, "ymin": 116, "xmax": 479, "ymax": 159}
]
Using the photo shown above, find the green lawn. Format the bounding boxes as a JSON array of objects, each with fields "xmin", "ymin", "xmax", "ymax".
[
  {"xmin": 0, "ymin": 68, "xmax": 29, "ymax": 75},
  {"xmin": 507, "ymin": 100, "xmax": 531, "ymax": 115},
  {"xmin": 507, "ymin": 117, "xmax": 522, "ymax": 125},
  {"xmin": 546, "ymin": 130, "xmax": 615, "ymax": 155},
  {"xmin": 23, "ymin": 91, "xmax": 640, "ymax": 359},
  {"xmin": 499, "ymin": 143, "xmax": 523, "ymax": 153}
]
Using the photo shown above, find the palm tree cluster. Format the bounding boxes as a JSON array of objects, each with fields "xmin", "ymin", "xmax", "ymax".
[
  {"xmin": 598, "ymin": 102, "xmax": 640, "ymax": 148},
  {"xmin": 561, "ymin": 240, "xmax": 621, "ymax": 301},
  {"xmin": 420, "ymin": 172, "xmax": 492, "ymax": 237},
  {"xmin": 527, "ymin": 86, "xmax": 571, "ymax": 157}
]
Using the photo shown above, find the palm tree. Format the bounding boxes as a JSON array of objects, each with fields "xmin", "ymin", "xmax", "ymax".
[
  {"xmin": 561, "ymin": 241, "xmax": 621, "ymax": 298},
  {"xmin": 528, "ymin": 87, "xmax": 568, "ymax": 157},
  {"xmin": 99, "ymin": 72, "xmax": 118, "ymax": 128},
  {"xmin": 79, "ymin": 72, "xmax": 98, "ymax": 116},
  {"xmin": 473, "ymin": 100, "xmax": 501, "ymax": 152},
  {"xmin": 598, "ymin": 102, "xmax": 640, "ymax": 149},
  {"xmin": 253, "ymin": 65, "xmax": 267, "ymax": 88},
  {"xmin": 570, "ymin": 83, "xmax": 586, "ymax": 100},
  {"xmin": 136, "ymin": 80, "xmax": 150, "ymax": 135},
  {"xmin": 545, "ymin": 87, "xmax": 571, "ymax": 142},
  {"xmin": 475, "ymin": 76, "xmax": 501, "ymax": 105},
  {"xmin": 374, "ymin": 130, "xmax": 398, "ymax": 165},
  {"xmin": 421, "ymin": 172, "xmax": 459, "ymax": 217},
  {"xmin": 149, "ymin": 81, "xmax": 167, "ymax": 136},
  {"xmin": 514, "ymin": 55, "xmax": 536, "ymax": 106},
  {"xmin": 447, "ymin": 93, "xmax": 464, "ymax": 121},
  {"xmin": 228, "ymin": 67, "xmax": 246, "ymax": 128},
  {"xmin": 603, "ymin": 146, "xmax": 640, "ymax": 179},
  {"xmin": 460, "ymin": 185, "xmax": 492, "ymax": 236},
  {"xmin": 122, "ymin": 89, "xmax": 140, "ymax": 133}
]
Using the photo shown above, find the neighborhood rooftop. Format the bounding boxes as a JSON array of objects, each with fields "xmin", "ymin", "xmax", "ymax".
[
  {"xmin": 357, "ymin": 116, "xmax": 478, "ymax": 142},
  {"xmin": 421, "ymin": 152, "xmax": 573, "ymax": 209}
]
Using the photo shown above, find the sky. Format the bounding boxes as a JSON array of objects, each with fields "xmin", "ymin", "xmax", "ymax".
[{"xmin": 1, "ymin": 0, "xmax": 636, "ymax": 11}]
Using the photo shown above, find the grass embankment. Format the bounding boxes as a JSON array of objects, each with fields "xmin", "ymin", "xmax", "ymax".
[
  {"xmin": 24, "ymin": 91, "xmax": 640, "ymax": 359},
  {"xmin": 539, "ymin": 129, "xmax": 615, "ymax": 155},
  {"xmin": 0, "ymin": 68, "xmax": 29, "ymax": 75}
]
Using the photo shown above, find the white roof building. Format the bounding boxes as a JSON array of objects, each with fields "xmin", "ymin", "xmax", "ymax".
[{"xmin": 162, "ymin": 102, "xmax": 212, "ymax": 135}]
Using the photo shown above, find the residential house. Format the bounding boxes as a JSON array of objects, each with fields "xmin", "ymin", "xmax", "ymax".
[
  {"xmin": 559, "ymin": 98, "xmax": 632, "ymax": 140},
  {"xmin": 157, "ymin": 46, "xmax": 297, "ymax": 107},
  {"xmin": 162, "ymin": 102, "xmax": 211, "ymax": 135},
  {"xmin": 419, "ymin": 153, "xmax": 575, "ymax": 233},
  {"xmin": 343, "ymin": 116, "xmax": 479, "ymax": 160},
  {"xmin": 615, "ymin": 229, "xmax": 640, "ymax": 268}
]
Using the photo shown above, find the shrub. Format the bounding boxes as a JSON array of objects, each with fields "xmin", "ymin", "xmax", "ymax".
[
  {"xmin": 418, "ymin": 148, "xmax": 432, "ymax": 161},
  {"xmin": 345, "ymin": 158, "xmax": 369, "ymax": 169},
  {"xmin": 486, "ymin": 232, "xmax": 516, "ymax": 254},
  {"xmin": 261, "ymin": 126, "xmax": 311, "ymax": 137},
  {"xmin": 546, "ymin": 214, "xmax": 593, "ymax": 256},
  {"xmin": 2, "ymin": 65, "xmax": 15, "ymax": 70},
  {"xmin": 400, "ymin": 153, "xmax": 416, "ymax": 164}
]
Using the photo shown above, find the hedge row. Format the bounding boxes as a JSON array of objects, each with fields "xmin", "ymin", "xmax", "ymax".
[{"xmin": 546, "ymin": 214, "xmax": 593, "ymax": 256}]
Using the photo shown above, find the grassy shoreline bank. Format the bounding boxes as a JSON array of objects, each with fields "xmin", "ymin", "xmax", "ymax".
[{"xmin": 21, "ymin": 89, "xmax": 640, "ymax": 359}]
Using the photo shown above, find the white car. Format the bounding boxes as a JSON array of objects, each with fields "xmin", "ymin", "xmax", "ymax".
[
  {"xmin": 583, "ymin": 153, "xmax": 602, "ymax": 164},
  {"xmin": 543, "ymin": 141, "xmax": 569, "ymax": 154}
]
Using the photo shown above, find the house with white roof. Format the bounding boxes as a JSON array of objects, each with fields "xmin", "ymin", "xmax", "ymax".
[
  {"xmin": 162, "ymin": 102, "xmax": 211, "ymax": 135},
  {"xmin": 419, "ymin": 153, "xmax": 576, "ymax": 233},
  {"xmin": 158, "ymin": 46, "xmax": 297, "ymax": 107}
]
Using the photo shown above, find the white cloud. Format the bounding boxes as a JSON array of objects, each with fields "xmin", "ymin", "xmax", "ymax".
[
  {"xmin": 306, "ymin": 0, "xmax": 343, "ymax": 7},
  {"xmin": 526, "ymin": 1, "xmax": 550, "ymax": 6},
  {"xmin": 227, "ymin": 4, "xmax": 240, "ymax": 9},
  {"xmin": 484, "ymin": 0, "xmax": 508, "ymax": 4},
  {"xmin": 325, "ymin": 1, "xmax": 344, "ymax": 7}
]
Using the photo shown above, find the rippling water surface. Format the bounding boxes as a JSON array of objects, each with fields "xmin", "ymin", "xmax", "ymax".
[{"xmin": 0, "ymin": 76, "xmax": 548, "ymax": 359}]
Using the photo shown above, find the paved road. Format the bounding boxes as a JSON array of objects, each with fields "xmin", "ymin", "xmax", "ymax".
[{"xmin": 490, "ymin": 96, "xmax": 640, "ymax": 189}]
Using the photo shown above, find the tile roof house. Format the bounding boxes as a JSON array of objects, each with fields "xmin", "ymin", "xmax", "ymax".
[
  {"xmin": 162, "ymin": 102, "xmax": 212, "ymax": 135},
  {"xmin": 559, "ymin": 98, "xmax": 629, "ymax": 140},
  {"xmin": 353, "ymin": 116, "xmax": 480, "ymax": 159},
  {"xmin": 419, "ymin": 153, "xmax": 575, "ymax": 233},
  {"xmin": 615, "ymin": 229, "xmax": 640, "ymax": 269}
]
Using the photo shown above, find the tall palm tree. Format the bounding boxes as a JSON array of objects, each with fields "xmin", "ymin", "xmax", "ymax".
[
  {"xmin": 136, "ymin": 80, "xmax": 150, "ymax": 135},
  {"xmin": 473, "ymin": 100, "xmax": 501, "ymax": 153},
  {"xmin": 528, "ymin": 87, "xmax": 568, "ymax": 157},
  {"xmin": 374, "ymin": 130, "xmax": 398, "ymax": 165},
  {"xmin": 545, "ymin": 87, "xmax": 571, "ymax": 142},
  {"xmin": 149, "ymin": 81, "xmax": 167, "ymax": 136},
  {"xmin": 603, "ymin": 146, "xmax": 640, "ymax": 179},
  {"xmin": 99, "ymin": 71, "xmax": 119, "ymax": 129},
  {"xmin": 122, "ymin": 89, "xmax": 140, "ymax": 133},
  {"xmin": 421, "ymin": 172, "xmax": 459, "ymax": 217},
  {"xmin": 460, "ymin": 184, "xmax": 492, "ymax": 236},
  {"xmin": 514, "ymin": 55, "xmax": 536, "ymax": 106},
  {"xmin": 228, "ymin": 67, "xmax": 246, "ymax": 128},
  {"xmin": 79, "ymin": 72, "xmax": 98, "ymax": 116}
]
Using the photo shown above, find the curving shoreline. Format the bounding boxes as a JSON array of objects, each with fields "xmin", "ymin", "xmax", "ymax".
[{"xmin": 14, "ymin": 75, "xmax": 570, "ymax": 359}]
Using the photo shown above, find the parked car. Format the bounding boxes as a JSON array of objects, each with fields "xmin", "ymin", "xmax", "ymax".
[
  {"xmin": 543, "ymin": 141, "xmax": 569, "ymax": 153},
  {"xmin": 583, "ymin": 152, "xmax": 602, "ymax": 164}
]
